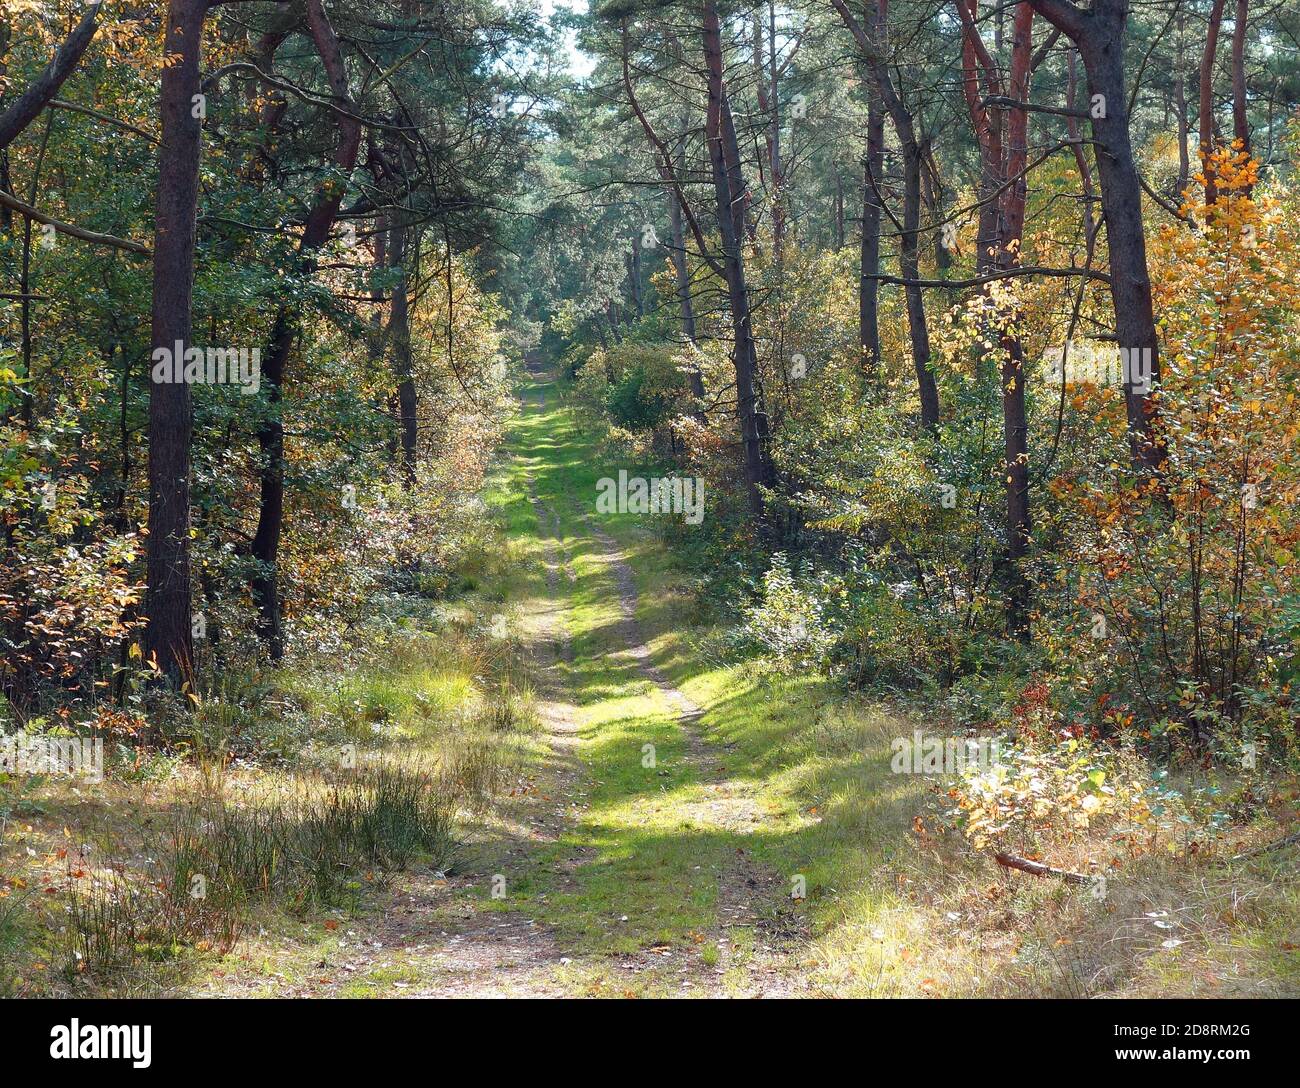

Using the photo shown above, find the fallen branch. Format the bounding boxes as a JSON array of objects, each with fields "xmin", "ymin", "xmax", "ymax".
[
  {"xmin": 995, "ymin": 852, "xmax": 1093, "ymax": 885},
  {"xmin": 1230, "ymin": 829, "xmax": 1300, "ymax": 863}
]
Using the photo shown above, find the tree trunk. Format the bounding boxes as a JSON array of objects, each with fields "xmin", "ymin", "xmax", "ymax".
[
  {"xmin": 390, "ymin": 221, "xmax": 418, "ymax": 487},
  {"xmin": 627, "ymin": 230, "xmax": 644, "ymax": 317},
  {"xmin": 900, "ymin": 140, "xmax": 939, "ymax": 429},
  {"xmin": 145, "ymin": 0, "xmax": 208, "ymax": 689},
  {"xmin": 752, "ymin": 3, "xmax": 785, "ymax": 259},
  {"xmin": 833, "ymin": 165, "xmax": 844, "ymax": 251},
  {"xmin": 1173, "ymin": 16, "xmax": 1190, "ymax": 200},
  {"xmin": 957, "ymin": 0, "xmax": 1036, "ymax": 640},
  {"xmin": 249, "ymin": 0, "xmax": 361, "ymax": 659},
  {"xmin": 704, "ymin": 0, "xmax": 773, "ymax": 518},
  {"xmin": 859, "ymin": 102, "xmax": 883, "ymax": 379},
  {"xmin": 1031, "ymin": 0, "xmax": 1163, "ymax": 476},
  {"xmin": 667, "ymin": 179, "xmax": 707, "ymax": 407},
  {"xmin": 1231, "ymin": 0, "xmax": 1250, "ymax": 180},
  {"xmin": 999, "ymin": 4, "xmax": 1035, "ymax": 641},
  {"xmin": 1080, "ymin": 11, "xmax": 1163, "ymax": 473},
  {"xmin": 1199, "ymin": 0, "xmax": 1228, "ymax": 208},
  {"xmin": 831, "ymin": 0, "xmax": 939, "ymax": 429},
  {"xmin": 368, "ymin": 212, "xmax": 388, "ymax": 371},
  {"xmin": 857, "ymin": 0, "xmax": 887, "ymax": 380}
]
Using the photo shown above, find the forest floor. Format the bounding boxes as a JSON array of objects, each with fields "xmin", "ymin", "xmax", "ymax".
[
  {"xmin": 196, "ymin": 364, "xmax": 1299, "ymax": 998},
  {"xmin": 5, "ymin": 365, "xmax": 1298, "ymax": 998}
]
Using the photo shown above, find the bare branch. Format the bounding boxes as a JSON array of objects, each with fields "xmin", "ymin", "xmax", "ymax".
[{"xmin": 870, "ymin": 264, "xmax": 1111, "ymax": 289}]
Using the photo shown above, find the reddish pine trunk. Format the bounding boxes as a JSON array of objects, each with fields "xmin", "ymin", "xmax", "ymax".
[
  {"xmin": 145, "ymin": 0, "xmax": 208, "ymax": 688},
  {"xmin": 1173, "ymin": 19, "xmax": 1190, "ymax": 200},
  {"xmin": 1199, "ymin": 0, "xmax": 1228, "ymax": 208},
  {"xmin": 1232, "ymin": 0, "xmax": 1250, "ymax": 187}
]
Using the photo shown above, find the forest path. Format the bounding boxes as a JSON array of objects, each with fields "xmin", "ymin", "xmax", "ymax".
[
  {"xmin": 201, "ymin": 362, "xmax": 805, "ymax": 997},
  {"xmin": 458, "ymin": 360, "xmax": 804, "ymax": 996}
]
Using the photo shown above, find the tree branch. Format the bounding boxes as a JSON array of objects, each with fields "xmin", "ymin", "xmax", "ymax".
[
  {"xmin": 0, "ymin": 3, "xmax": 103, "ymax": 150},
  {"xmin": 1026, "ymin": 0, "xmax": 1089, "ymax": 42},
  {"xmin": 619, "ymin": 21, "xmax": 724, "ymax": 279},
  {"xmin": 0, "ymin": 188, "xmax": 150, "ymax": 256},
  {"xmin": 49, "ymin": 98, "xmax": 161, "ymax": 145},
  {"xmin": 870, "ymin": 264, "xmax": 1111, "ymax": 289}
]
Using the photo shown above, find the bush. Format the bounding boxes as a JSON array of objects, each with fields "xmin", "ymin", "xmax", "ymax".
[
  {"xmin": 604, "ymin": 363, "xmax": 671, "ymax": 431},
  {"xmin": 739, "ymin": 554, "xmax": 837, "ymax": 673}
]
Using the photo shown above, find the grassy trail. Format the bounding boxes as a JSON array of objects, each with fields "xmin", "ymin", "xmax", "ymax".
[
  {"xmin": 9, "ymin": 369, "xmax": 1294, "ymax": 998},
  {"xmin": 475, "ymin": 365, "xmax": 803, "ymax": 996}
]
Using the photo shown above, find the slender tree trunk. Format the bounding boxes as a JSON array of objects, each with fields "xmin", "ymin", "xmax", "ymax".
[
  {"xmin": 667, "ymin": 178, "xmax": 707, "ymax": 407},
  {"xmin": 1199, "ymin": 0, "xmax": 1228, "ymax": 208},
  {"xmin": 1173, "ymin": 17, "xmax": 1190, "ymax": 199},
  {"xmin": 367, "ymin": 212, "xmax": 387, "ymax": 372},
  {"xmin": 860, "ymin": 95, "xmax": 883, "ymax": 378},
  {"xmin": 114, "ymin": 345, "xmax": 131, "ymax": 531},
  {"xmin": 16, "ymin": 113, "xmax": 52, "ymax": 429},
  {"xmin": 627, "ymin": 230, "xmax": 644, "ymax": 317},
  {"xmin": 752, "ymin": 3, "xmax": 785, "ymax": 259},
  {"xmin": 858, "ymin": 0, "xmax": 888, "ymax": 383},
  {"xmin": 957, "ymin": 0, "xmax": 1036, "ymax": 639},
  {"xmin": 899, "ymin": 141, "xmax": 939, "ymax": 428},
  {"xmin": 923, "ymin": 149, "xmax": 950, "ymax": 279},
  {"xmin": 1231, "ymin": 0, "xmax": 1250, "ymax": 182},
  {"xmin": 1066, "ymin": 48, "xmax": 1097, "ymax": 238},
  {"xmin": 831, "ymin": 0, "xmax": 939, "ymax": 428},
  {"xmin": 0, "ymin": 21, "xmax": 11, "ymax": 233},
  {"xmin": 704, "ymin": 0, "xmax": 773, "ymax": 517},
  {"xmin": 249, "ymin": 0, "xmax": 361, "ymax": 659},
  {"xmin": 389, "ymin": 221, "xmax": 418, "ymax": 487},
  {"xmin": 145, "ymin": 0, "xmax": 208, "ymax": 688},
  {"xmin": 249, "ymin": 310, "xmax": 290, "ymax": 658},
  {"xmin": 833, "ymin": 165, "xmax": 845, "ymax": 251},
  {"xmin": 999, "ymin": 4, "xmax": 1035, "ymax": 641}
]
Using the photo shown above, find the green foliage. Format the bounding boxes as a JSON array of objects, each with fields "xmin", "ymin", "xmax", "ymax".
[
  {"xmin": 604, "ymin": 361, "xmax": 671, "ymax": 430},
  {"xmin": 739, "ymin": 553, "xmax": 836, "ymax": 673}
]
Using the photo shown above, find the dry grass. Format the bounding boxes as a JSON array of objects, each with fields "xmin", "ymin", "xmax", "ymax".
[{"xmin": 0, "ymin": 602, "xmax": 543, "ymax": 996}]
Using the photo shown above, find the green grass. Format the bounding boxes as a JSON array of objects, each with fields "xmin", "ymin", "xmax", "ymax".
[{"xmin": 478, "ymin": 380, "xmax": 725, "ymax": 952}]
